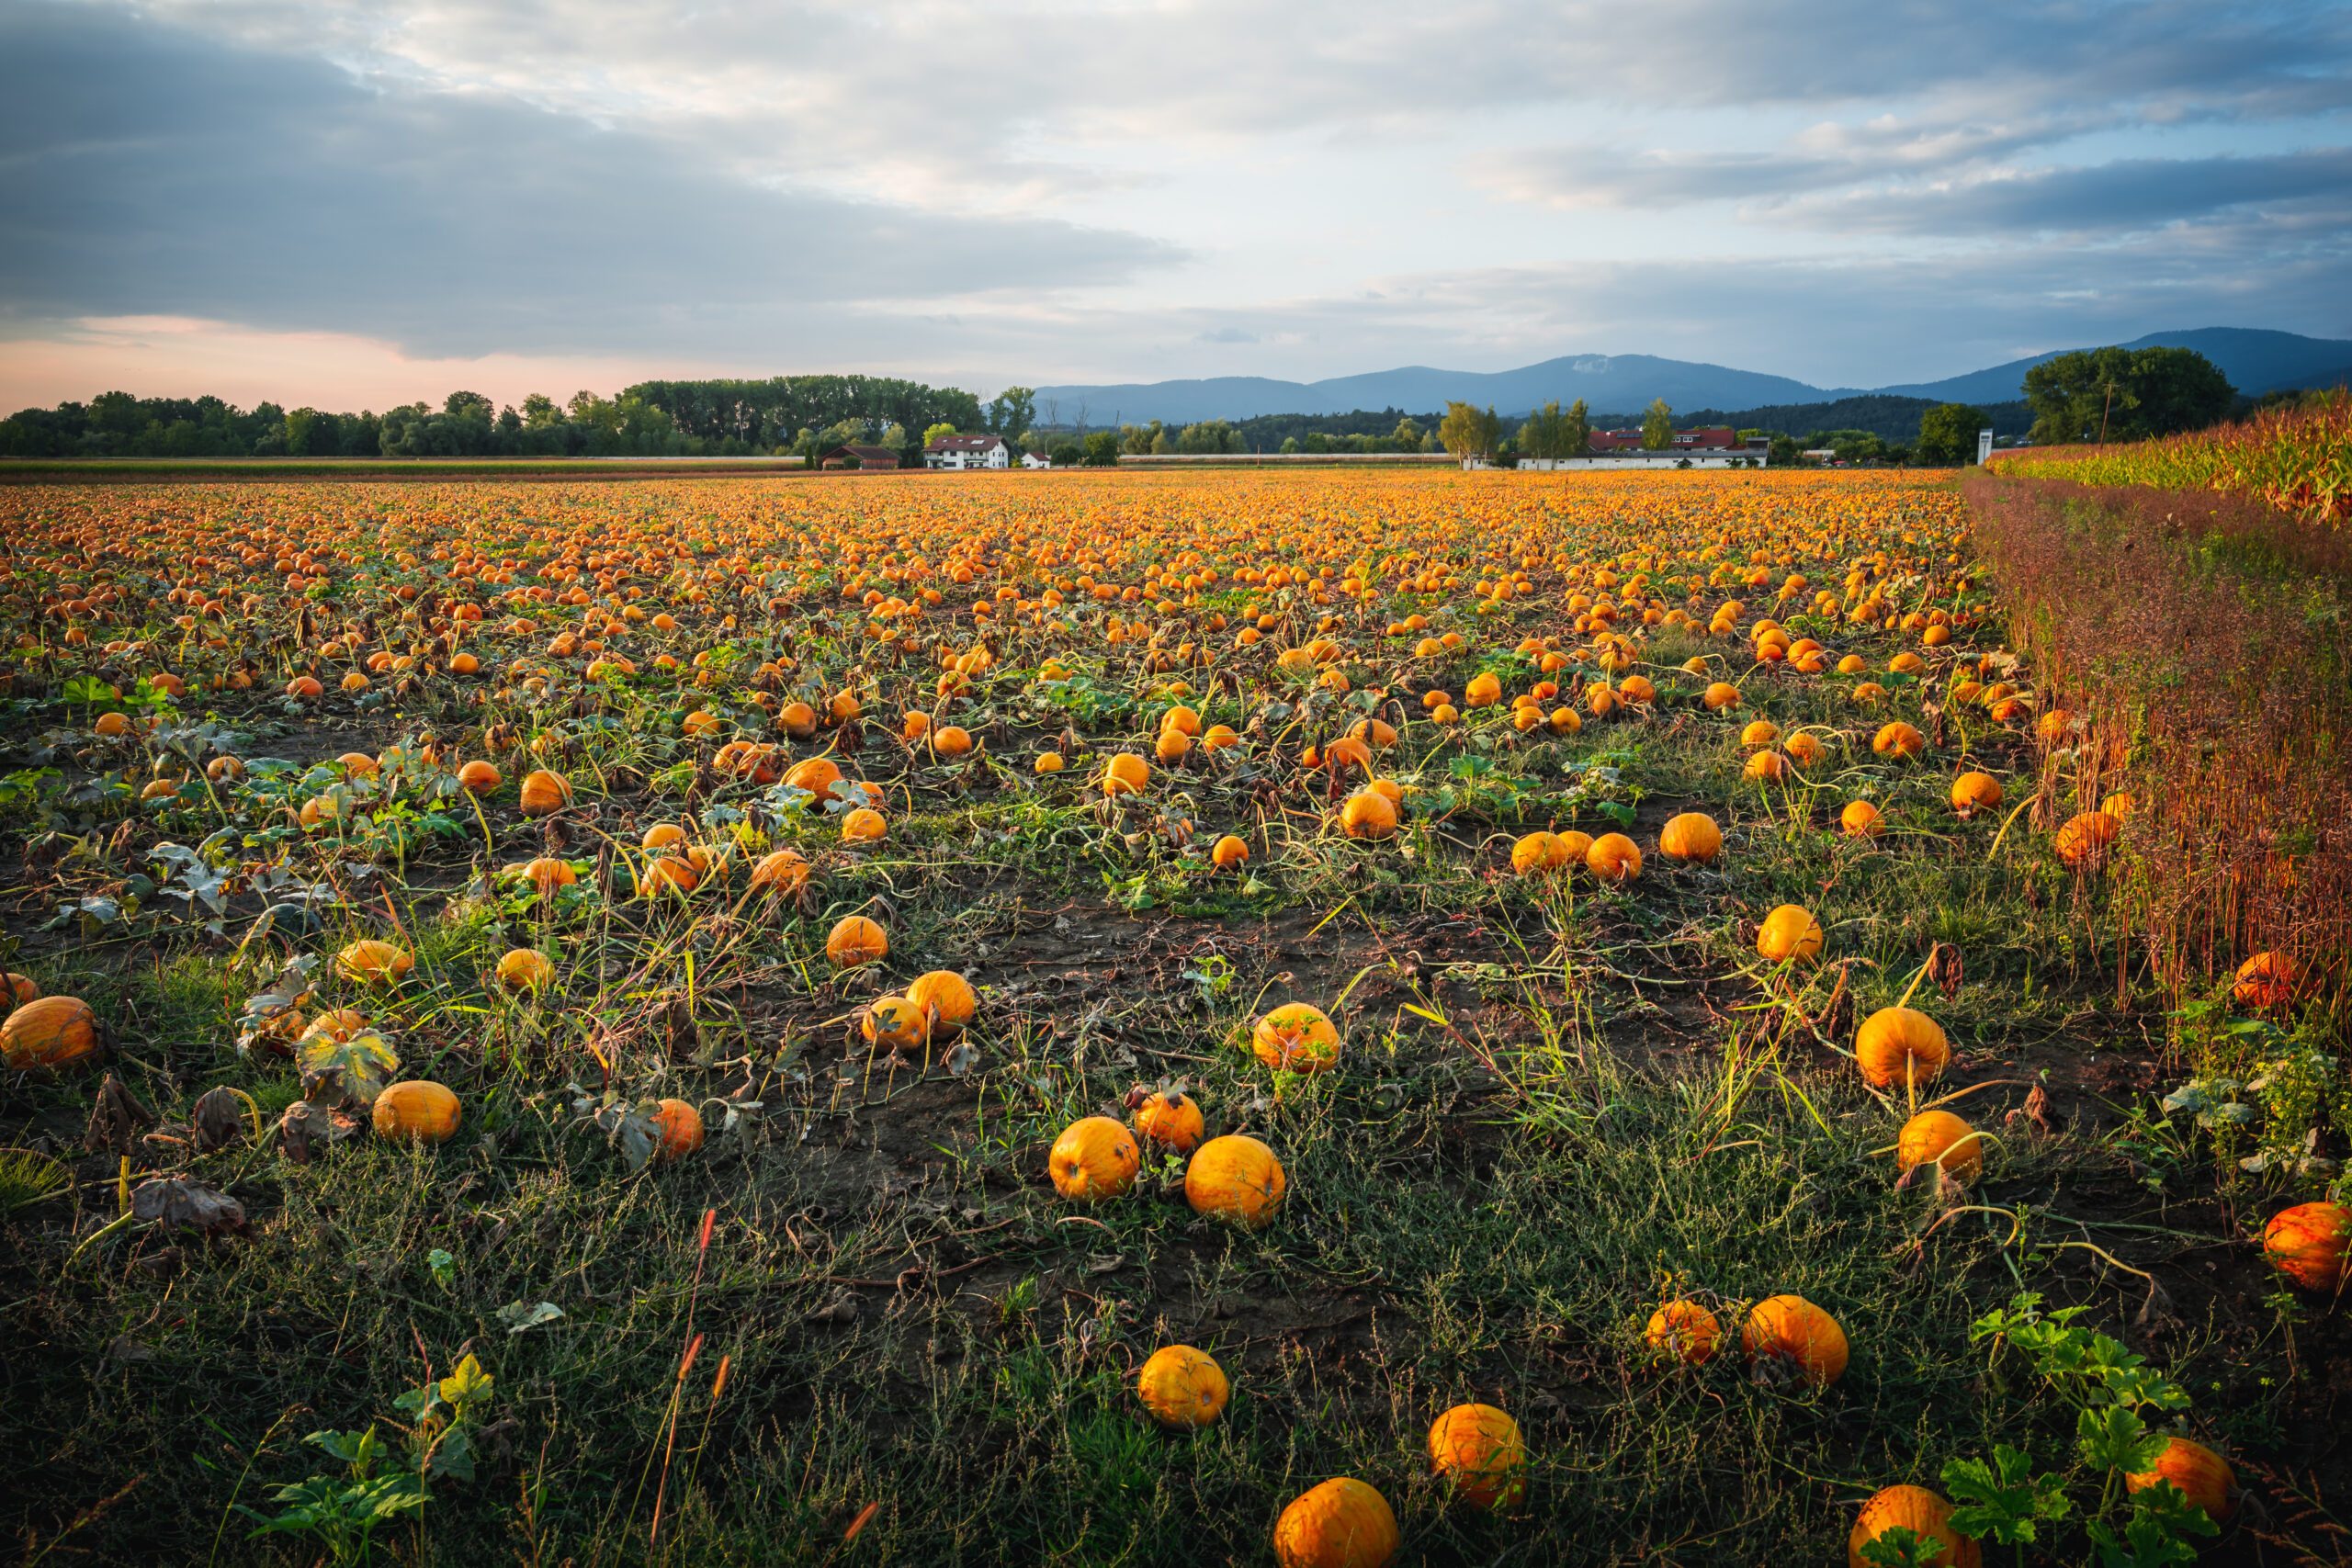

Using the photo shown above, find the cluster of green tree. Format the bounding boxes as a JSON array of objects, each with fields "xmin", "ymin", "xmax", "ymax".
[
  {"xmin": 2022, "ymin": 346, "xmax": 2234, "ymax": 446},
  {"xmin": 1227, "ymin": 407, "xmax": 1442, "ymax": 450},
  {"xmin": 1668, "ymin": 394, "xmax": 2033, "ymax": 446},
  {"xmin": 627, "ymin": 377, "xmax": 1026, "ymax": 457}
]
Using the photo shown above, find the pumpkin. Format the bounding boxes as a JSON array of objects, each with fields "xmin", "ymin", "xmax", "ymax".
[
  {"xmin": 1253, "ymin": 1002, "xmax": 1340, "ymax": 1073},
  {"xmin": 750, "ymin": 850, "xmax": 810, "ymax": 891},
  {"xmin": 1035, "ymin": 751, "xmax": 1067, "ymax": 773},
  {"xmin": 1744, "ymin": 750, "xmax": 1788, "ymax": 782},
  {"xmin": 636, "ymin": 856, "xmax": 699, "ymax": 897},
  {"xmin": 1586, "ymin": 831, "xmax": 1643, "ymax": 883},
  {"xmin": 778, "ymin": 701, "xmax": 818, "ymax": 738},
  {"xmin": 373, "ymin": 1080, "xmax": 461, "ymax": 1142},
  {"xmin": 1553, "ymin": 829, "xmax": 1593, "ymax": 864},
  {"xmin": 1136, "ymin": 1345, "xmax": 1229, "ymax": 1428},
  {"xmin": 1185, "ymin": 1134, "xmax": 1286, "ymax": 1227},
  {"xmin": 1272, "ymin": 1478, "xmax": 1398, "ymax": 1568},
  {"xmin": 1756, "ymin": 905, "xmax": 1825, "ymax": 964},
  {"xmin": 841, "ymin": 807, "xmax": 887, "ymax": 843},
  {"xmin": 1427, "ymin": 1404, "xmax": 1525, "ymax": 1509},
  {"xmin": 1840, "ymin": 799, "xmax": 1884, "ymax": 838},
  {"xmin": 1510, "ymin": 831, "xmax": 1558, "ymax": 875},
  {"xmin": 2053, "ymin": 810, "xmax": 2120, "ymax": 865},
  {"xmin": 1897, "ymin": 1110, "xmax": 1983, "ymax": 1182},
  {"xmin": 1657, "ymin": 812, "xmax": 1722, "ymax": 863},
  {"xmin": 1154, "ymin": 728, "xmax": 1192, "ymax": 763},
  {"xmin": 1855, "ymin": 1007, "xmax": 1950, "ymax": 1088},
  {"xmin": 1133, "ymin": 1088, "xmax": 1206, "ymax": 1153},
  {"xmin": 1618, "ymin": 673, "xmax": 1656, "ymax": 704},
  {"xmin": 1703, "ymin": 682, "xmax": 1741, "ymax": 710},
  {"xmin": 519, "ymin": 769, "xmax": 572, "ymax": 815},
  {"xmin": 1049, "ymin": 1115, "xmax": 1140, "ymax": 1200},
  {"xmin": 1742, "ymin": 1294, "xmax": 1849, "ymax": 1387},
  {"xmin": 2263, "ymin": 1201, "xmax": 2350, "ymax": 1291},
  {"xmin": 1849, "ymin": 1485, "xmax": 1979, "ymax": 1568},
  {"xmin": 1872, "ymin": 721, "xmax": 1926, "ymax": 760},
  {"xmin": 1949, "ymin": 772, "xmax": 2003, "ymax": 815},
  {"xmin": 1645, "ymin": 1300, "xmax": 1722, "ymax": 1364},
  {"xmin": 933, "ymin": 725, "xmax": 973, "ymax": 757},
  {"xmin": 337, "ymin": 939, "xmax": 414, "ymax": 984},
  {"xmin": 1102, "ymin": 753, "xmax": 1151, "ymax": 796},
  {"xmin": 521, "ymin": 857, "xmax": 578, "ymax": 895},
  {"xmin": 496, "ymin": 949, "xmax": 553, "ymax": 990},
  {"xmin": 1212, "ymin": 834, "xmax": 1250, "ymax": 868},
  {"xmin": 2127, "ymin": 1437, "xmax": 2236, "ymax": 1522},
  {"xmin": 652, "ymin": 1097, "xmax": 705, "ymax": 1160},
  {"xmin": 642, "ymin": 822, "xmax": 688, "ymax": 852},
  {"xmin": 1784, "ymin": 732, "xmax": 1826, "ymax": 766},
  {"xmin": 1740, "ymin": 719, "xmax": 1781, "ymax": 748},
  {"xmin": 863, "ymin": 995, "xmax": 926, "ymax": 1050},
  {"xmin": 825, "ymin": 916, "xmax": 888, "ymax": 967},
  {"xmin": 2233, "ymin": 951, "xmax": 2297, "ymax": 1009},
  {"xmin": 906, "ymin": 970, "xmax": 978, "ymax": 1040},
  {"xmin": 782, "ymin": 758, "xmax": 845, "ymax": 803},
  {"xmin": 0, "ymin": 996, "xmax": 102, "ymax": 1070},
  {"xmin": 4, "ymin": 972, "xmax": 40, "ymax": 1006},
  {"xmin": 1339, "ymin": 789, "xmax": 1398, "ymax": 840}
]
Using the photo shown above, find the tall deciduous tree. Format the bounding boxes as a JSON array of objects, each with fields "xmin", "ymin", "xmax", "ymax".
[
  {"xmin": 2023, "ymin": 346, "xmax": 2233, "ymax": 446},
  {"xmin": 1641, "ymin": 399, "xmax": 1675, "ymax": 450},
  {"xmin": 1917, "ymin": 403, "xmax": 1989, "ymax": 465}
]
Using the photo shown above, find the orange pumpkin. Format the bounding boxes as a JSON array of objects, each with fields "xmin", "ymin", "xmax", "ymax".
[
  {"xmin": 519, "ymin": 769, "xmax": 572, "ymax": 815},
  {"xmin": 1657, "ymin": 812, "xmax": 1722, "ymax": 863},
  {"xmin": 1101, "ymin": 753, "xmax": 1151, "ymax": 796},
  {"xmin": 1338, "ymin": 789, "xmax": 1398, "ymax": 840},
  {"xmin": 2054, "ymin": 809, "xmax": 2120, "ymax": 866},
  {"xmin": 906, "ymin": 970, "xmax": 978, "ymax": 1039},
  {"xmin": 1132, "ymin": 1088, "xmax": 1206, "ymax": 1153},
  {"xmin": 840, "ymin": 807, "xmax": 887, "ymax": 843},
  {"xmin": 1840, "ymin": 799, "xmax": 1884, "ymax": 838},
  {"xmin": 1272, "ymin": 1478, "xmax": 1398, "ymax": 1568},
  {"xmin": 0, "ymin": 996, "xmax": 102, "ymax": 1070},
  {"xmin": 750, "ymin": 850, "xmax": 810, "ymax": 891},
  {"xmin": 1645, "ymin": 1300, "xmax": 1722, "ymax": 1364},
  {"xmin": 1048, "ymin": 1115, "xmax": 1140, "ymax": 1200},
  {"xmin": 652, "ymin": 1097, "xmax": 705, "ymax": 1161},
  {"xmin": 1855, "ymin": 1007, "xmax": 1951, "ymax": 1088},
  {"xmin": 1949, "ymin": 772, "xmax": 2004, "ymax": 815},
  {"xmin": 825, "ymin": 915, "xmax": 888, "ymax": 967},
  {"xmin": 1136, "ymin": 1345, "xmax": 1228, "ymax": 1429},
  {"xmin": 1252, "ymin": 1003, "xmax": 1340, "ymax": 1073},
  {"xmin": 784, "ymin": 757, "xmax": 844, "ymax": 802},
  {"xmin": 1756, "ymin": 905, "xmax": 1825, "ymax": 964},
  {"xmin": 1897, "ymin": 1110, "xmax": 1984, "ymax": 1182},
  {"xmin": 336, "ymin": 940, "xmax": 414, "ymax": 985},
  {"xmin": 2263, "ymin": 1201, "xmax": 2350, "ymax": 1292},
  {"xmin": 2127, "ymin": 1437, "xmax": 2236, "ymax": 1522},
  {"xmin": 2, "ymin": 973, "xmax": 38, "ymax": 1007},
  {"xmin": 1872, "ymin": 721, "xmax": 1926, "ymax": 760},
  {"xmin": 1743, "ymin": 1294, "xmax": 1849, "ymax": 1387},
  {"xmin": 2233, "ymin": 951, "xmax": 2298, "ymax": 1009},
  {"xmin": 1849, "ymin": 1485, "xmax": 1979, "ymax": 1568},
  {"xmin": 495, "ymin": 949, "xmax": 553, "ymax": 990},
  {"xmin": 1427, "ymin": 1404, "xmax": 1525, "ymax": 1509},
  {"xmin": 1586, "ymin": 831, "xmax": 1643, "ymax": 883},
  {"xmin": 1185, "ymin": 1134, "xmax": 1286, "ymax": 1227},
  {"xmin": 1211, "ymin": 834, "xmax": 1250, "ymax": 868},
  {"xmin": 373, "ymin": 1080, "xmax": 461, "ymax": 1142},
  {"xmin": 862, "ymin": 995, "xmax": 926, "ymax": 1050},
  {"xmin": 458, "ymin": 759, "xmax": 502, "ymax": 793}
]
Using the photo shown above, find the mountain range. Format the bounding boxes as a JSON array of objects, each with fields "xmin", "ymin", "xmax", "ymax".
[{"xmin": 1032, "ymin": 328, "xmax": 2352, "ymax": 426}]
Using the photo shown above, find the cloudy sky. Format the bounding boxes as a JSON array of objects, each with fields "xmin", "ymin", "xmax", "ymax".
[{"xmin": 2, "ymin": 0, "xmax": 2346, "ymax": 411}]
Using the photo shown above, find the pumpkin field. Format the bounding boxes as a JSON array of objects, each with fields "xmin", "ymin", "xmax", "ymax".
[{"xmin": 2, "ymin": 464, "xmax": 2346, "ymax": 1566}]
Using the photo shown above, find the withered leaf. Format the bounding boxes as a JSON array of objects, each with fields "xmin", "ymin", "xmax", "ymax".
[
  {"xmin": 130, "ymin": 1176, "xmax": 247, "ymax": 1236},
  {"xmin": 190, "ymin": 1087, "xmax": 246, "ymax": 1154},
  {"xmin": 279, "ymin": 1098, "xmax": 360, "ymax": 1164},
  {"xmin": 85, "ymin": 1073, "xmax": 158, "ymax": 1155}
]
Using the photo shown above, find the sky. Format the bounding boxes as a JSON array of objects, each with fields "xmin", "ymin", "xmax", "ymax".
[{"xmin": 2, "ymin": 0, "xmax": 2347, "ymax": 412}]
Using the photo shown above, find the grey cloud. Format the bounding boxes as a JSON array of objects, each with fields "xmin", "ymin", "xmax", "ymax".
[{"xmin": 0, "ymin": 2, "xmax": 1184, "ymax": 358}]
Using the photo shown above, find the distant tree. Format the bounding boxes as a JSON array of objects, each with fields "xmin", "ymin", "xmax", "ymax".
[
  {"xmin": 1047, "ymin": 439, "xmax": 1084, "ymax": 468},
  {"xmin": 1121, "ymin": 421, "xmax": 1164, "ymax": 455},
  {"xmin": 1517, "ymin": 398, "xmax": 1592, "ymax": 461},
  {"xmin": 1392, "ymin": 416, "xmax": 1423, "ymax": 450},
  {"xmin": 1150, "ymin": 430, "xmax": 1174, "ymax": 455},
  {"xmin": 1917, "ymin": 403, "xmax": 1988, "ymax": 465},
  {"xmin": 1176, "ymin": 419, "xmax": 1240, "ymax": 454},
  {"xmin": 522, "ymin": 392, "xmax": 560, "ymax": 428},
  {"xmin": 1081, "ymin": 432, "xmax": 1122, "ymax": 467},
  {"xmin": 1280, "ymin": 436, "xmax": 1301, "ymax": 454},
  {"xmin": 1563, "ymin": 397, "xmax": 1590, "ymax": 457},
  {"xmin": 879, "ymin": 423, "xmax": 908, "ymax": 447},
  {"xmin": 1767, "ymin": 434, "xmax": 1801, "ymax": 467},
  {"xmin": 444, "ymin": 390, "xmax": 494, "ymax": 423},
  {"xmin": 2024, "ymin": 345, "xmax": 2233, "ymax": 445},
  {"xmin": 923, "ymin": 422, "xmax": 957, "ymax": 446},
  {"xmin": 1641, "ymin": 398, "xmax": 1675, "ymax": 450},
  {"xmin": 985, "ymin": 387, "xmax": 1036, "ymax": 436},
  {"xmin": 1438, "ymin": 401, "xmax": 1502, "ymax": 463}
]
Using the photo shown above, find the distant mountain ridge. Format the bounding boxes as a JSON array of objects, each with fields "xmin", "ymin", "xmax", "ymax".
[{"xmin": 1033, "ymin": 328, "xmax": 2352, "ymax": 426}]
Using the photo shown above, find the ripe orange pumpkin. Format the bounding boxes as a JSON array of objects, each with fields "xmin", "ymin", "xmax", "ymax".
[
  {"xmin": 840, "ymin": 807, "xmax": 887, "ymax": 843},
  {"xmin": 2233, "ymin": 951, "xmax": 2298, "ymax": 1009},
  {"xmin": 1897, "ymin": 1110, "xmax": 1984, "ymax": 1182},
  {"xmin": 1586, "ymin": 831, "xmax": 1643, "ymax": 883},
  {"xmin": 1427, "ymin": 1404, "xmax": 1525, "ymax": 1509},
  {"xmin": 750, "ymin": 850, "xmax": 810, "ymax": 891},
  {"xmin": 652, "ymin": 1097, "xmax": 705, "ymax": 1161},
  {"xmin": 2054, "ymin": 809, "xmax": 2120, "ymax": 865},
  {"xmin": 1740, "ymin": 718, "xmax": 1781, "ymax": 748},
  {"xmin": 1272, "ymin": 1478, "xmax": 1398, "ymax": 1568},
  {"xmin": 519, "ymin": 769, "xmax": 572, "ymax": 815},
  {"xmin": 1252, "ymin": 1002, "xmax": 1340, "ymax": 1073},
  {"xmin": 1872, "ymin": 721, "xmax": 1926, "ymax": 759},
  {"xmin": 825, "ymin": 915, "xmax": 888, "ymax": 967},
  {"xmin": 1645, "ymin": 1300, "xmax": 1722, "ymax": 1364},
  {"xmin": 496, "ymin": 949, "xmax": 553, "ymax": 990},
  {"xmin": 1657, "ymin": 812, "xmax": 1722, "ymax": 863},
  {"xmin": 784, "ymin": 758, "xmax": 844, "ymax": 802},
  {"xmin": 0, "ymin": 996, "xmax": 102, "ymax": 1070},
  {"xmin": 2127, "ymin": 1437, "xmax": 2236, "ymax": 1522},
  {"xmin": 337, "ymin": 940, "xmax": 414, "ymax": 985},
  {"xmin": 1757, "ymin": 905, "xmax": 1825, "ymax": 964},
  {"xmin": 2263, "ymin": 1201, "xmax": 2350, "ymax": 1292},
  {"xmin": 1136, "ymin": 1345, "xmax": 1228, "ymax": 1429},
  {"xmin": 1185, "ymin": 1134, "xmax": 1286, "ymax": 1227},
  {"xmin": 1133, "ymin": 1088, "xmax": 1206, "ymax": 1153},
  {"xmin": 1949, "ymin": 772, "xmax": 2004, "ymax": 815},
  {"xmin": 1049, "ymin": 1115, "xmax": 1140, "ymax": 1200},
  {"xmin": 1840, "ymin": 799, "xmax": 1883, "ymax": 838},
  {"xmin": 373, "ymin": 1080, "xmax": 461, "ymax": 1142},
  {"xmin": 1742, "ymin": 1294, "xmax": 1849, "ymax": 1387},
  {"xmin": 1855, "ymin": 1007, "xmax": 1951, "ymax": 1088},
  {"xmin": 2, "ymin": 973, "xmax": 38, "ymax": 1006},
  {"xmin": 1510, "ymin": 831, "xmax": 1559, "ymax": 875},
  {"xmin": 1338, "ymin": 789, "xmax": 1398, "ymax": 839},
  {"xmin": 862, "ymin": 995, "xmax": 926, "ymax": 1050},
  {"xmin": 1211, "ymin": 833, "xmax": 1250, "ymax": 868},
  {"xmin": 906, "ymin": 970, "xmax": 978, "ymax": 1040},
  {"xmin": 1849, "ymin": 1485, "xmax": 1979, "ymax": 1568},
  {"xmin": 1102, "ymin": 753, "xmax": 1151, "ymax": 796},
  {"xmin": 458, "ymin": 760, "xmax": 502, "ymax": 793}
]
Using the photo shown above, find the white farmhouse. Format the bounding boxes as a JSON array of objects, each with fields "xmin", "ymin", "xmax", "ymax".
[{"xmin": 924, "ymin": 434, "xmax": 1012, "ymax": 470}]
